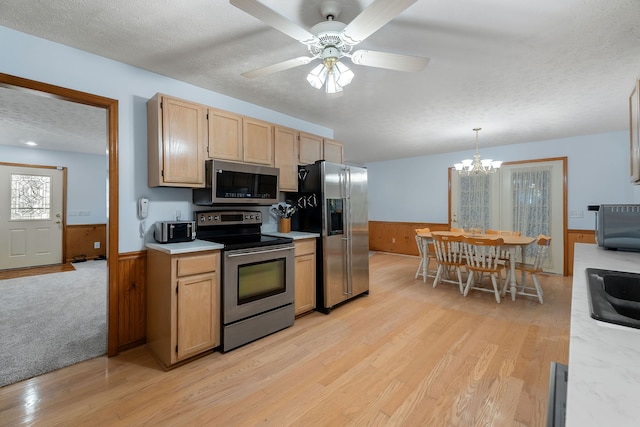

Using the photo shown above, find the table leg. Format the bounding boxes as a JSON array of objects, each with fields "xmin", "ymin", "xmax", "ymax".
[
  {"xmin": 422, "ymin": 237, "xmax": 429, "ymax": 283},
  {"xmin": 509, "ymin": 246, "xmax": 517, "ymax": 301}
]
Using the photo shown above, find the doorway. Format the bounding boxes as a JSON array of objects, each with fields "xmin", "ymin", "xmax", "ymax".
[
  {"xmin": 0, "ymin": 164, "xmax": 65, "ymax": 269},
  {"xmin": 0, "ymin": 72, "xmax": 120, "ymax": 356}
]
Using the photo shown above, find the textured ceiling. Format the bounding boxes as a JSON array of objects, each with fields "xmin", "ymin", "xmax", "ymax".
[
  {"xmin": 1, "ymin": 0, "xmax": 640, "ymax": 163},
  {"xmin": 0, "ymin": 86, "xmax": 107, "ymax": 155}
]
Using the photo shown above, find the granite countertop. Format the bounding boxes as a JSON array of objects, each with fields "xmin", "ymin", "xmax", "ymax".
[
  {"xmin": 567, "ymin": 243, "xmax": 640, "ymax": 426},
  {"xmin": 263, "ymin": 231, "xmax": 320, "ymax": 240},
  {"xmin": 145, "ymin": 239, "xmax": 224, "ymax": 255}
]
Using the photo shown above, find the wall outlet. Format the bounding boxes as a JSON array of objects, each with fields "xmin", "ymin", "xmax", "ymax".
[{"xmin": 94, "ymin": 242, "xmax": 101, "ymax": 249}]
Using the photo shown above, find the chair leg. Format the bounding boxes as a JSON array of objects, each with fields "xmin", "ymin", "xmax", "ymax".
[
  {"xmin": 463, "ymin": 272, "xmax": 474, "ymax": 297},
  {"xmin": 490, "ymin": 273, "xmax": 501, "ymax": 303},
  {"xmin": 415, "ymin": 256, "xmax": 425, "ymax": 280},
  {"xmin": 501, "ymin": 269, "xmax": 511, "ymax": 297},
  {"xmin": 433, "ymin": 265, "xmax": 443, "ymax": 288},
  {"xmin": 532, "ymin": 274, "xmax": 544, "ymax": 304},
  {"xmin": 455, "ymin": 267, "xmax": 464, "ymax": 294}
]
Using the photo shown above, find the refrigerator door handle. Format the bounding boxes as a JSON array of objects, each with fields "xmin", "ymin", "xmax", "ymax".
[{"xmin": 345, "ymin": 166, "xmax": 353, "ymax": 295}]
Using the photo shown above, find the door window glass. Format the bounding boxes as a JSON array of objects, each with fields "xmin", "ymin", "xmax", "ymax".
[{"xmin": 10, "ymin": 173, "xmax": 51, "ymax": 220}]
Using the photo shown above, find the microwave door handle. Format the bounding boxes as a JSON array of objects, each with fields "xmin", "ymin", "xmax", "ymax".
[{"xmin": 169, "ymin": 224, "xmax": 174, "ymax": 239}]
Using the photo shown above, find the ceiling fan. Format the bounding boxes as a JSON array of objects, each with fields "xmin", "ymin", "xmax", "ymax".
[{"xmin": 230, "ymin": 0, "xmax": 430, "ymax": 93}]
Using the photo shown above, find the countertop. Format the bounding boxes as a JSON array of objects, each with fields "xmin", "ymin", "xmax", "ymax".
[
  {"xmin": 263, "ymin": 231, "xmax": 320, "ymax": 240},
  {"xmin": 145, "ymin": 239, "xmax": 224, "ymax": 254},
  {"xmin": 567, "ymin": 243, "xmax": 640, "ymax": 426}
]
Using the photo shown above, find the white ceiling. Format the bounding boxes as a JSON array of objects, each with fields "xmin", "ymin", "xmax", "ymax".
[{"xmin": 1, "ymin": 0, "xmax": 639, "ymax": 163}]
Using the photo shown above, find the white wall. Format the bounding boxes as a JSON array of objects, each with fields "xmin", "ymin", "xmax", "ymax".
[
  {"xmin": 366, "ymin": 131, "xmax": 640, "ymax": 230},
  {"xmin": 0, "ymin": 26, "xmax": 333, "ymax": 252},
  {"xmin": 0, "ymin": 145, "xmax": 107, "ymax": 225}
]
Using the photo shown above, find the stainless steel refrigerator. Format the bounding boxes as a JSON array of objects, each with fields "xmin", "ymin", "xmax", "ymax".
[{"xmin": 289, "ymin": 161, "xmax": 369, "ymax": 313}]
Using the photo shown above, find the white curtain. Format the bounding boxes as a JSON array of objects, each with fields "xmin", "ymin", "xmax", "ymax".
[
  {"xmin": 511, "ymin": 166, "xmax": 551, "ymax": 262},
  {"xmin": 458, "ymin": 174, "xmax": 490, "ymax": 231}
]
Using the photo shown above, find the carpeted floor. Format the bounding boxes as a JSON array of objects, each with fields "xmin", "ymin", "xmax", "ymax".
[{"xmin": 0, "ymin": 260, "xmax": 107, "ymax": 387}]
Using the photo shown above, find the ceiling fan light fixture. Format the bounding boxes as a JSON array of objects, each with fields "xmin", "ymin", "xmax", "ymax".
[
  {"xmin": 335, "ymin": 61, "xmax": 354, "ymax": 86},
  {"xmin": 306, "ymin": 63, "xmax": 327, "ymax": 89}
]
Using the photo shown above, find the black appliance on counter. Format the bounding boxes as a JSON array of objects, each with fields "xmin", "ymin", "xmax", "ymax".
[{"xmin": 195, "ymin": 210, "xmax": 294, "ymax": 352}]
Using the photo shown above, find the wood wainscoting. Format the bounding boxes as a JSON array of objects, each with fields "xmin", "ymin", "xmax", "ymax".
[
  {"xmin": 117, "ymin": 251, "xmax": 147, "ymax": 351},
  {"xmin": 369, "ymin": 221, "xmax": 450, "ymax": 256},
  {"xmin": 66, "ymin": 224, "xmax": 107, "ymax": 262}
]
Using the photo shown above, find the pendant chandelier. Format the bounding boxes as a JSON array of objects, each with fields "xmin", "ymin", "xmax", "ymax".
[{"xmin": 454, "ymin": 128, "xmax": 502, "ymax": 175}]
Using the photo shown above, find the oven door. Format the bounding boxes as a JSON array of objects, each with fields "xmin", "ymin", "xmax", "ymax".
[{"xmin": 223, "ymin": 243, "xmax": 294, "ymax": 325}]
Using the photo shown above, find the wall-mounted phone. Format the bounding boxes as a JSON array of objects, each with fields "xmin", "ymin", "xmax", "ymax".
[{"xmin": 138, "ymin": 197, "xmax": 149, "ymax": 219}]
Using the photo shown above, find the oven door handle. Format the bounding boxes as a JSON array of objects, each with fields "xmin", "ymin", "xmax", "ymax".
[{"xmin": 226, "ymin": 246, "xmax": 293, "ymax": 257}]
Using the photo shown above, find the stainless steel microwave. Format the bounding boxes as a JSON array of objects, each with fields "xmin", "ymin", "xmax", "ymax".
[
  {"xmin": 193, "ymin": 160, "xmax": 279, "ymax": 205},
  {"xmin": 596, "ymin": 204, "xmax": 640, "ymax": 251}
]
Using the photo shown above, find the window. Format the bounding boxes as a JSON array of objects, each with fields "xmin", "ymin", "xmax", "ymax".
[{"xmin": 10, "ymin": 173, "xmax": 52, "ymax": 220}]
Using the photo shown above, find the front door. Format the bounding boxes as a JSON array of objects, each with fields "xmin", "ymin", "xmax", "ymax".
[{"xmin": 0, "ymin": 164, "xmax": 65, "ymax": 269}]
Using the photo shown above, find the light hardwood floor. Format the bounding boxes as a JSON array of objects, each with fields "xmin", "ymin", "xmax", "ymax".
[{"xmin": 0, "ymin": 252, "xmax": 571, "ymax": 426}]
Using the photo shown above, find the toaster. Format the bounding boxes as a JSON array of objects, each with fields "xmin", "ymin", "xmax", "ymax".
[{"xmin": 153, "ymin": 221, "xmax": 196, "ymax": 243}]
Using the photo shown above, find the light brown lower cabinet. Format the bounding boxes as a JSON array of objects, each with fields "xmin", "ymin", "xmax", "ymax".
[
  {"xmin": 294, "ymin": 238, "xmax": 316, "ymax": 316},
  {"xmin": 146, "ymin": 249, "xmax": 220, "ymax": 369}
]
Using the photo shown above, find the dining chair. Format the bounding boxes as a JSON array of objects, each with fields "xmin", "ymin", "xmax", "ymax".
[
  {"xmin": 431, "ymin": 233, "xmax": 466, "ymax": 293},
  {"xmin": 450, "ymin": 227, "xmax": 464, "ymax": 234},
  {"xmin": 414, "ymin": 228, "xmax": 436, "ymax": 281},
  {"xmin": 502, "ymin": 234, "xmax": 551, "ymax": 304},
  {"xmin": 462, "ymin": 236, "xmax": 505, "ymax": 303},
  {"xmin": 485, "ymin": 229, "xmax": 522, "ymax": 266}
]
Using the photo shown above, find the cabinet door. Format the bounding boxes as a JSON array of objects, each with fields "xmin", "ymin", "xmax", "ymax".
[
  {"xmin": 299, "ymin": 132, "xmax": 323, "ymax": 165},
  {"xmin": 176, "ymin": 272, "xmax": 219, "ymax": 360},
  {"xmin": 295, "ymin": 253, "xmax": 316, "ymax": 315},
  {"xmin": 161, "ymin": 96, "xmax": 206, "ymax": 186},
  {"xmin": 294, "ymin": 239, "xmax": 316, "ymax": 315},
  {"xmin": 323, "ymin": 139, "xmax": 343, "ymax": 164},
  {"xmin": 243, "ymin": 117, "xmax": 273, "ymax": 165},
  {"xmin": 208, "ymin": 108, "xmax": 243, "ymax": 161},
  {"xmin": 274, "ymin": 126, "xmax": 299, "ymax": 191},
  {"xmin": 148, "ymin": 95, "xmax": 206, "ymax": 187}
]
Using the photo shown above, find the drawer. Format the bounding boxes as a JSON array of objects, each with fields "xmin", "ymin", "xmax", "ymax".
[
  {"xmin": 294, "ymin": 239, "xmax": 316, "ymax": 256},
  {"xmin": 176, "ymin": 252, "xmax": 218, "ymax": 277}
]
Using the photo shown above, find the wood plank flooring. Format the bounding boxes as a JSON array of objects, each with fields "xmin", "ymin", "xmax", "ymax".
[{"xmin": 0, "ymin": 252, "xmax": 571, "ymax": 426}]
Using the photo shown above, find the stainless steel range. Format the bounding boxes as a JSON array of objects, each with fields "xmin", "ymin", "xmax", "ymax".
[{"xmin": 195, "ymin": 210, "xmax": 294, "ymax": 352}]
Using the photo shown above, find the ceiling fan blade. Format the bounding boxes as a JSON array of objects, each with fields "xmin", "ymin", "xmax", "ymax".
[
  {"xmin": 341, "ymin": 0, "xmax": 418, "ymax": 45},
  {"xmin": 241, "ymin": 56, "xmax": 314, "ymax": 78},
  {"xmin": 350, "ymin": 50, "xmax": 429, "ymax": 72},
  {"xmin": 230, "ymin": 0, "xmax": 318, "ymax": 44}
]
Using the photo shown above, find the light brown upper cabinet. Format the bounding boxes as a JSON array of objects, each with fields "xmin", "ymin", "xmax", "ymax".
[
  {"xmin": 207, "ymin": 109, "xmax": 274, "ymax": 166},
  {"xmin": 323, "ymin": 139, "xmax": 344, "ymax": 164},
  {"xmin": 147, "ymin": 94, "xmax": 206, "ymax": 187},
  {"xmin": 243, "ymin": 117, "xmax": 274, "ymax": 166},
  {"xmin": 207, "ymin": 108, "xmax": 243, "ymax": 162},
  {"xmin": 299, "ymin": 132, "xmax": 324, "ymax": 165},
  {"xmin": 274, "ymin": 125, "xmax": 299, "ymax": 191},
  {"xmin": 299, "ymin": 132, "xmax": 344, "ymax": 165}
]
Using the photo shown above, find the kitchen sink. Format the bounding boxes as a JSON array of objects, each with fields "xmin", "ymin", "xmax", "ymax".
[{"xmin": 586, "ymin": 269, "xmax": 640, "ymax": 329}]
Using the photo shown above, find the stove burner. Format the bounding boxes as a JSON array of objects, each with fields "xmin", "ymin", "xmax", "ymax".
[{"xmin": 195, "ymin": 209, "xmax": 293, "ymax": 250}]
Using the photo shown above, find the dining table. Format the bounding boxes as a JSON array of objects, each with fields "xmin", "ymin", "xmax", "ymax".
[{"xmin": 416, "ymin": 230, "xmax": 536, "ymax": 300}]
